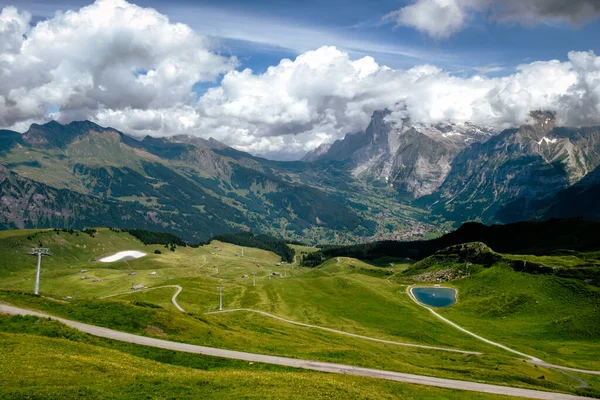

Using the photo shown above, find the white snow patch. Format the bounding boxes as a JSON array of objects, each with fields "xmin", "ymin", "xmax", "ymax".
[
  {"xmin": 537, "ymin": 137, "xmax": 558, "ymax": 145},
  {"xmin": 442, "ymin": 131, "xmax": 463, "ymax": 138},
  {"xmin": 99, "ymin": 251, "xmax": 147, "ymax": 263}
]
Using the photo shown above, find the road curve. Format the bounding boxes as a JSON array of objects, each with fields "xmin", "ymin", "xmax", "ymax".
[
  {"xmin": 205, "ymin": 308, "xmax": 481, "ymax": 355},
  {"xmin": 0, "ymin": 304, "xmax": 594, "ymax": 400},
  {"xmin": 407, "ymin": 286, "xmax": 600, "ymax": 376},
  {"xmin": 100, "ymin": 285, "xmax": 185, "ymax": 313}
]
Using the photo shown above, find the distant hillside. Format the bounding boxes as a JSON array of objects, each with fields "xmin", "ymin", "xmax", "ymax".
[
  {"xmin": 535, "ymin": 164, "xmax": 600, "ymax": 221},
  {"xmin": 0, "ymin": 120, "xmax": 393, "ymax": 243},
  {"xmin": 0, "ymin": 164, "xmax": 234, "ymax": 241},
  {"xmin": 125, "ymin": 229, "xmax": 187, "ymax": 247},
  {"xmin": 211, "ymin": 232, "xmax": 294, "ymax": 262},
  {"xmin": 302, "ymin": 218, "xmax": 600, "ymax": 266}
]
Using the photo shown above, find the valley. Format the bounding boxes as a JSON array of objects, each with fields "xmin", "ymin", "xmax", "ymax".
[{"xmin": 3, "ymin": 109, "xmax": 600, "ymax": 247}]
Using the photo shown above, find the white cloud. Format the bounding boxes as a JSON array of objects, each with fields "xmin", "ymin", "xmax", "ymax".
[
  {"xmin": 0, "ymin": 6, "xmax": 30, "ymax": 55},
  {"xmin": 0, "ymin": 0, "xmax": 236, "ymax": 127},
  {"xmin": 383, "ymin": 0, "xmax": 474, "ymax": 39},
  {"xmin": 188, "ymin": 46, "xmax": 593, "ymax": 156},
  {"xmin": 2, "ymin": 0, "xmax": 600, "ymax": 160},
  {"xmin": 473, "ymin": 65, "xmax": 505, "ymax": 74},
  {"xmin": 384, "ymin": 0, "xmax": 600, "ymax": 39}
]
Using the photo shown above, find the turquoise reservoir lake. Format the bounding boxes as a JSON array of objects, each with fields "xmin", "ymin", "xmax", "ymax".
[{"xmin": 412, "ymin": 287, "xmax": 457, "ymax": 308}]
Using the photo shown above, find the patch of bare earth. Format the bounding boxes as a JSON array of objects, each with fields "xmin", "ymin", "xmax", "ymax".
[{"xmin": 145, "ymin": 325, "xmax": 167, "ymax": 337}]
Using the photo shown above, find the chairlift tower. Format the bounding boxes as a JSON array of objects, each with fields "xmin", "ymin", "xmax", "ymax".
[
  {"xmin": 252, "ymin": 272, "xmax": 257, "ymax": 286},
  {"xmin": 217, "ymin": 286, "xmax": 224, "ymax": 310},
  {"xmin": 29, "ymin": 248, "xmax": 50, "ymax": 295}
]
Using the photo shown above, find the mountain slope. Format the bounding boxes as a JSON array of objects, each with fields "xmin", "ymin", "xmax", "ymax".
[
  {"xmin": 424, "ymin": 111, "xmax": 600, "ymax": 224},
  {"xmin": 0, "ymin": 164, "xmax": 235, "ymax": 239},
  {"xmin": 0, "ymin": 121, "xmax": 383, "ymax": 242},
  {"xmin": 305, "ymin": 110, "xmax": 494, "ymax": 198},
  {"xmin": 536, "ymin": 164, "xmax": 600, "ymax": 221}
]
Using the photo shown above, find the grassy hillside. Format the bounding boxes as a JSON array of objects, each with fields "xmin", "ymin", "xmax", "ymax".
[
  {"xmin": 440, "ymin": 265, "xmax": 600, "ymax": 370},
  {"xmin": 210, "ymin": 231, "xmax": 295, "ymax": 262},
  {"xmin": 0, "ymin": 228, "xmax": 599, "ymax": 398},
  {"xmin": 0, "ymin": 315, "xmax": 527, "ymax": 400},
  {"xmin": 398, "ymin": 244, "xmax": 600, "ymax": 370}
]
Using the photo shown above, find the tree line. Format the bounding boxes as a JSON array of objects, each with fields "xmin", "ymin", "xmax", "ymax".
[{"xmin": 210, "ymin": 231, "xmax": 295, "ymax": 262}]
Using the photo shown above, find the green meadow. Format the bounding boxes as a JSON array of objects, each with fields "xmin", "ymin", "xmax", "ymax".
[{"xmin": 0, "ymin": 228, "xmax": 599, "ymax": 398}]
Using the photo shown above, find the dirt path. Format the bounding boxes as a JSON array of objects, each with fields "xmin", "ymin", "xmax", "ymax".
[
  {"xmin": 406, "ymin": 286, "xmax": 600, "ymax": 376},
  {"xmin": 199, "ymin": 255, "xmax": 207, "ymax": 268},
  {"xmin": 204, "ymin": 308, "xmax": 480, "ymax": 355},
  {"xmin": 0, "ymin": 304, "xmax": 594, "ymax": 400},
  {"xmin": 100, "ymin": 285, "xmax": 185, "ymax": 313}
]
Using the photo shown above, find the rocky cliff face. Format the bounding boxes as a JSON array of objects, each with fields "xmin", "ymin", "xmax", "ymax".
[
  {"xmin": 305, "ymin": 110, "xmax": 495, "ymax": 198},
  {"xmin": 425, "ymin": 111, "xmax": 600, "ymax": 223},
  {"xmin": 301, "ymin": 142, "xmax": 332, "ymax": 162}
]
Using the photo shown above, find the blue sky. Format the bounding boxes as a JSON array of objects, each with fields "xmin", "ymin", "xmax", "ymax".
[{"xmin": 8, "ymin": 0, "xmax": 600, "ymax": 76}]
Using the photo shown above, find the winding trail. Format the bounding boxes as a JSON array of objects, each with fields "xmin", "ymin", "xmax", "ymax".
[
  {"xmin": 199, "ymin": 255, "xmax": 207, "ymax": 268},
  {"xmin": 0, "ymin": 304, "xmax": 594, "ymax": 400},
  {"xmin": 206, "ymin": 268, "xmax": 219, "ymax": 278},
  {"xmin": 100, "ymin": 285, "xmax": 185, "ymax": 313},
  {"xmin": 407, "ymin": 286, "xmax": 600, "ymax": 376},
  {"xmin": 204, "ymin": 308, "xmax": 480, "ymax": 355}
]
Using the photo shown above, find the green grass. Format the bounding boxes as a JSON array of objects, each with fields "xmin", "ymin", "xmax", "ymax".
[
  {"xmin": 0, "ymin": 315, "xmax": 533, "ymax": 400},
  {"xmin": 439, "ymin": 263, "xmax": 600, "ymax": 370},
  {"xmin": 1, "ymin": 228, "xmax": 600, "ymax": 398},
  {"xmin": 1, "ymin": 289, "xmax": 593, "ymax": 398}
]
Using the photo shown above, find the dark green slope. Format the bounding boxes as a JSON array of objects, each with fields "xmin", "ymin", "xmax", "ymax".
[
  {"xmin": 0, "ymin": 121, "xmax": 380, "ymax": 242},
  {"xmin": 537, "ymin": 164, "xmax": 600, "ymax": 221},
  {"xmin": 0, "ymin": 164, "xmax": 235, "ymax": 241},
  {"xmin": 304, "ymin": 218, "xmax": 600, "ymax": 266}
]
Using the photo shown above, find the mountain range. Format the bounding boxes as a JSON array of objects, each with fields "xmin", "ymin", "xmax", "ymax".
[
  {"xmin": 306, "ymin": 110, "xmax": 496, "ymax": 199},
  {"xmin": 0, "ymin": 120, "xmax": 426, "ymax": 243},
  {"xmin": 306, "ymin": 110, "xmax": 600, "ymax": 225},
  {"xmin": 1, "ymin": 109, "xmax": 600, "ymax": 243}
]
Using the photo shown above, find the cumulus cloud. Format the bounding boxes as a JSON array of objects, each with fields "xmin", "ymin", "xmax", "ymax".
[
  {"xmin": 2, "ymin": 0, "xmax": 600, "ymax": 160},
  {"xmin": 384, "ymin": 0, "xmax": 600, "ymax": 39},
  {"xmin": 0, "ymin": 0, "xmax": 236, "ymax": 127},
  {"xmin": 191, "ymin": 46, "xmax": 598, "ymax": 156},
  {"xmin": 383, "ymin": 0, "xmax": 481, "ymax": 39}
]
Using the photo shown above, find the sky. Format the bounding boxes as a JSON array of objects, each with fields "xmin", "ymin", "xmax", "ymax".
[{"xmin": 1, "ymin": 0, "xmax": 600, "ymax": 160}]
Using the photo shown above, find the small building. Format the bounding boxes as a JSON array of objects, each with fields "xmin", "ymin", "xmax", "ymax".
[
  {"xmin": 272, "ymin": 272, "xmax": 280, "ymax": 276},
  {"xmin": 80, "ymin": 276, "xmax": 88, "ymax": 280},
  {"xmin": 129, "ymin": 272, "xmax": 137, "ymax": 276},
  {"xmin": 131, "ymin": 284, "xmax": 145, "ymax": 291},
  {"xmin": 149, "ymin": 271, "xmax": 157, "ymax": 276},
  {"xmin": 80, "ymin": 269, "xmax": 88, "ymax": 273},
  {"xmin": 91, "ymin": 278, "xmax": 100, "ymax": 283},
  {"xmin": 242, "ymin": 275, "xmax": 249, "ymax": 279},
  {"xmin": 276, "ymin": 263, "xmax": 282, "ymax": 266}
]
